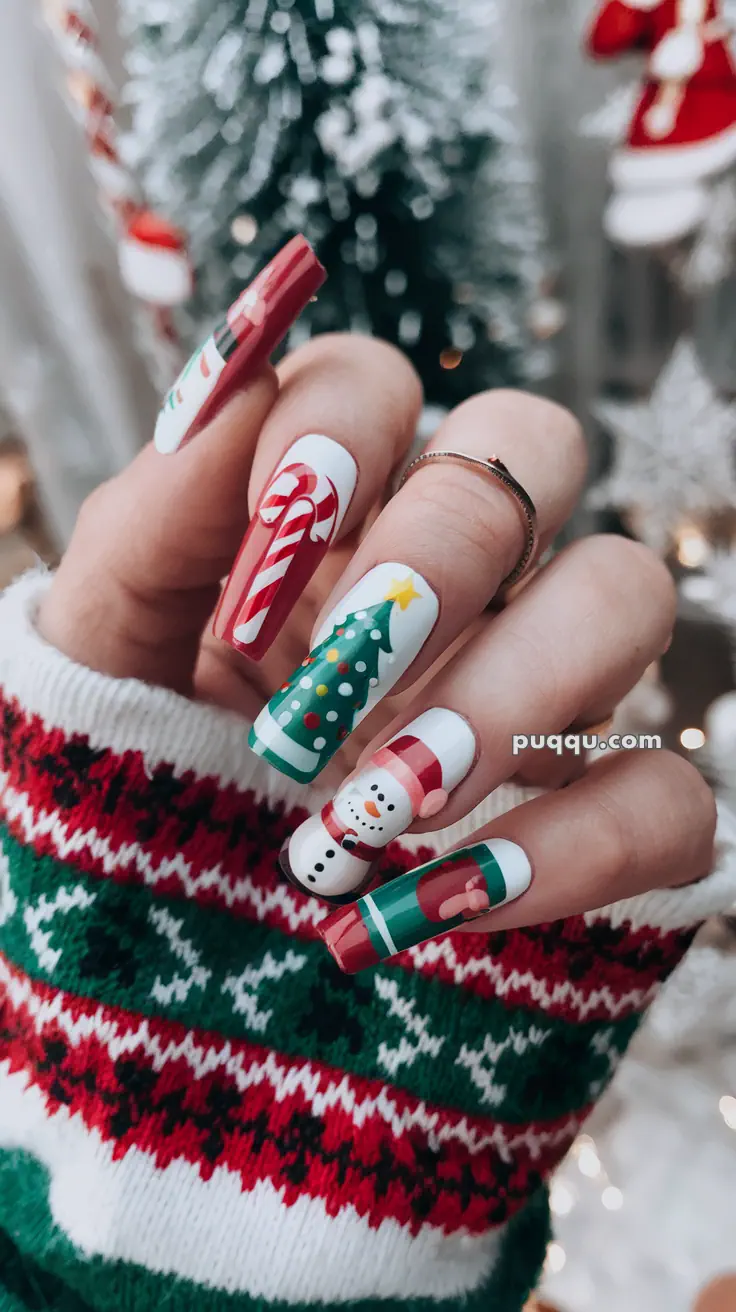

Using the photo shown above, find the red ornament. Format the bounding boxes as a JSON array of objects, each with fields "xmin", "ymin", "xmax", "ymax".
[
  {"xmin": 304, "ymin": 712, "xmax": 321, "ymax": 730},
  {"xmin": 338, "ymin": 662, "xmax": 350, "ymax": 674},
  {"xmin": 336, "ymin": 628, "xmax": 345, "ymax": 635},
  {"xmin": 338, "ymin": 727, "xmax": 348, "ymax": 740}
]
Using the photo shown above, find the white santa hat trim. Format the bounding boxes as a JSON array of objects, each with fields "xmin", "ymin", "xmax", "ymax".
[
  {"xmin": 118, "ymin": 238, "xmax": 193, "ymax": 308},
  {"xmin": 611, "ymin": 122, "xmax": 736, "ymax": 188}
]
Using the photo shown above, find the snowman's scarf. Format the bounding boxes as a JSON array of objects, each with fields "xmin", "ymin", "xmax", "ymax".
[{"xmin": 321, "ymin": 801, "xmax": 382, "ymax": 864}]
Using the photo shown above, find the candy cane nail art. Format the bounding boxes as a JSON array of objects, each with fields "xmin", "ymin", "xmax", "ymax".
[
  {"xmin": 279, "ymin": 709, "xmax": 477, "ymax": 903},
  {"xmin": 213, "ymin": 435, "xmax": 358, "ymax": 660},
  {"xmin": 154, "ymin": 235, "xmax": 325, "ymax": 456}
]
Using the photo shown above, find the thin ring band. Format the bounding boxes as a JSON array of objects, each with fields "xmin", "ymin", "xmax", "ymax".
[{"xmin": 399, "ymin": 450, "xmax": 539, "ymax": 591}]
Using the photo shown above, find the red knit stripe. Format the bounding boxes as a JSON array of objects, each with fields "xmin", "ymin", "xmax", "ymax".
[
  {"xmin": 0, "ymin": 693, "xmax": 690, "ymax": 1022},
  {"xmin": 0, "ymin": 959, "xmax": 583, "ymax": 1236}
]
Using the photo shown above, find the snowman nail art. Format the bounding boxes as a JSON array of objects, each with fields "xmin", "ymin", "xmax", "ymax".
[
  {"xmin": 154, "ymin": 235, "xmax": 325, "ymax": 455},
  {"xmin": 249, "ymin": 563, "xmax": 440, "ymax": 784},
  {"xmin": 279, "ymin": 709, "xmax": 477, "ymax": 902}
]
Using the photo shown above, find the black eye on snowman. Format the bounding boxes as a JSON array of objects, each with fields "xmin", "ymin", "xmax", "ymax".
[
  {"xmin": 388, "ymin": 805, "xmax": 395, "ymax": 812},
  {"xmin": 371, "ymin": 785, "xmax": 378, "ymax": 792}
]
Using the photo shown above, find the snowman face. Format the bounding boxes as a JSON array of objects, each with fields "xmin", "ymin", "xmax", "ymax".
[
  {"xmin": 153, "ymin": 333, "xmax": 227, "ymax": 455},
  {"xmin": 334, "ymin": 765, "xmax": 414, "ymax": 841},
  {"xmin": 281, "ymin": 814, "xmax": 369, "ymax": 899}
]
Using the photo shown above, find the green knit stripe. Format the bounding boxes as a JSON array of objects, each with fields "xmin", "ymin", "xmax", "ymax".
[
  {"xmin": 0, "ymin": 1149, "xmax": 550, "ymax": 1312},
  {"xmin": 0, "ymin": 823, "xmax": 640, "ymax": 1123}
]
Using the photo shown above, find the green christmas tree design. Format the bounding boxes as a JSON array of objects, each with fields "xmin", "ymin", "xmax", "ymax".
[{"xmin": 252, "ymin": 598, "xmax": 395, "ymax": 782}]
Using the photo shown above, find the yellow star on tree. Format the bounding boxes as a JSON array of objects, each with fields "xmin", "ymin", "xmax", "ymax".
[{"xmin": 384, "ymin": 575, "xmax": 422, "ymax": 610}]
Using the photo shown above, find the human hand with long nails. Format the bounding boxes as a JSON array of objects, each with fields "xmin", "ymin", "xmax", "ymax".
[{"xmin": 38, "ymin": 236, "xmax": 717, "ymax": 966}]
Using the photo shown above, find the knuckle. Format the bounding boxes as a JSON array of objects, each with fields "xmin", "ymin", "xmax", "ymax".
[
  {"xmin": 457, "ymin": 389, "xmax": 587, "ymax": 471},
  {"xmin": 653, "ymin": 749, "xmax": 718, "ymax": 839},
  {"xmin": 566, "ymin": 534, "xmax": 677, "ymax": 627},
  {"xmin": 74, "ymin": 479, "xmax": 117, "ymax": 543},
  {"xmin": 403, "ymin": 472, "xmax": 496, "ymax": 576},
  {"xmin": 284, "ymin": 332, "xmax": 423, "ymax": 413}
]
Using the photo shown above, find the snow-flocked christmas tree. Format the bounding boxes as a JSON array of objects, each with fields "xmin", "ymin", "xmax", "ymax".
[{"xmin": 119, "ymin": 0, "xmax": 550, "ymax": 408}]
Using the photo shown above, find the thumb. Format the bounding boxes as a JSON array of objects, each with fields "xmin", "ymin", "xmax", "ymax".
[{"xmin": 38, "ymin": 371, "xmax": 278, "ymax": 693}]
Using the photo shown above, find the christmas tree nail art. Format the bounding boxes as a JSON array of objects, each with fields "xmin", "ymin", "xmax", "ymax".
[
  {"xmin": 320, "ymin": 839, "xmax": 533, "ymax": 973},
  {"xmin": 249, "ymin": 563, "xmax": 439, "ymax": 783},
  {"xmin": 280, "ymin": 709, "xmax": 477, "ymax": 902}
]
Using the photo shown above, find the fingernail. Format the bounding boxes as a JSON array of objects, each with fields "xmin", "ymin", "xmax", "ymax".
[
  {"xmin": 154, "ymin": 235, "xmax": 326, "ymax": 455},
  {"xmin": 320, "ymin": 839, "xmax": 532, "ymax": 973},
  {"xmin": 249, "ymin": 563, "xmax": 439, "ymax": 783},
  {"xmin": 279, "ymin": 709, "xmax": 476, "ymax": 901},
  {"xmin": 213, "ymin": 435, "xmax": 358, "ymax": 661}
]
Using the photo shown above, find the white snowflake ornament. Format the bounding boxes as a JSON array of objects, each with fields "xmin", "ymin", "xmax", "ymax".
[
  {"xmin": 589, "ymin": 339, "xmax": 736, "ymax": 555},
  {"xmin": 680, "ymin": 174, "xmax": 736, "ymax": 292}
]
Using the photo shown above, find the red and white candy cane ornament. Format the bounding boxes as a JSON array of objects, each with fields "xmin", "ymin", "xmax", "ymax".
[
  {"xmin": 232, "ymin": 464, "xmax": 339, "ymax": 654},
  {"xmin": 40, "ymin": 0, "xmax": 192, "ymax": 384}
]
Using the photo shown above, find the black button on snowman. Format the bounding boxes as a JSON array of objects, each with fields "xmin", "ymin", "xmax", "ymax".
[{"xmin": 279, "ymin": 709, "xmax": 477, "ymax": 902}]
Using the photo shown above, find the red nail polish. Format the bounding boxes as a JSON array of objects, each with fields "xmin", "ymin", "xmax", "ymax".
[
  {"xmin": 154, "ymin": 235, "xmax": 326, "ymax": 455},
  {"xmin": 213, "ymin": 435, "xmax": 358, "ymax": 660}
]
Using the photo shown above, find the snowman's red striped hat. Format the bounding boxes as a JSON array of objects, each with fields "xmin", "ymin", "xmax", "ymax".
[{"xmin": 372, "ymin": 735, "xmax": 449, "ymax": 819}]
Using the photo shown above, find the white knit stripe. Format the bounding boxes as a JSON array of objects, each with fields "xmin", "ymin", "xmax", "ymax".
[
  {"xmin": 0, "ymin": 571, "xmax": 326, "ymax": 806},
  {"xmin": 407, "ymin": 938, "xmax": 660, "ymax": 1022},
  {"xmin": 0, "ymin": 1063, "xmax": 505, "ymax": 1302},
  {"xmin": 0, "ymin": 957, "xmax": 579, "ymax": 1161},
  {"xmin": 0, "ymin": 777, "xmax": 328, "ymax": 926}
]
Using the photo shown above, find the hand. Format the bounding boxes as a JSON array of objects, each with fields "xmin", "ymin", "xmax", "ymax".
[{"xmin": 39, "ymin": 329, "xmax": 717, "ymax": 930}]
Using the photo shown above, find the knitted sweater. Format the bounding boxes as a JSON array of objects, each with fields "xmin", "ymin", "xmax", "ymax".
[{"xmin": 1, "ymin": 573, "xmax": 735, "ymax": 1312}]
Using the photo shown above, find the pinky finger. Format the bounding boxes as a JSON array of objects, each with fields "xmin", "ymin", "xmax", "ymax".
[{"xmin": 320, "ymin": 750, "xmax": 717, "ymax": 973}]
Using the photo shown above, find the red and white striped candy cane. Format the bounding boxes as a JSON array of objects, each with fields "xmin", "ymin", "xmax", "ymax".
[
  {"xmin": 40, "ymin": 0, "xmax": 187, "ymax": 390},
  {"xmin": 234, "ymin": 464, "xmax": 339, "ymax": 647}
]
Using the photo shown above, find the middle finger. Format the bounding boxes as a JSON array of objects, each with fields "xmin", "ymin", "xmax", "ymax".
[{"xmin": 249, "ymin": 390, "xmax": 587, "ymax": 784}]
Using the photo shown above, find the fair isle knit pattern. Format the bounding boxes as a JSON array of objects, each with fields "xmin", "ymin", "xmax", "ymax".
[{"xmin": 0, "ymin": 573, "xmax": 733, "ymax": 1312}]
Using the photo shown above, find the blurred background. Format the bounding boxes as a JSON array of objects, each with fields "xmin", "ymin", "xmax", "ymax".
[{"xmin": 1, "ymin": 1, "xmax": 736, "ymax": 1307}]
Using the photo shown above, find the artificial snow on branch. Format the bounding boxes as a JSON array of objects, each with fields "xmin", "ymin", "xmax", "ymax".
[{"xmin": 118, "ymin": 0, "xmax": 550, "ymax": 406}]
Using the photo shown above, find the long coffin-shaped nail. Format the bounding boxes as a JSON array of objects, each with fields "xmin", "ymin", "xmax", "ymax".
[
  {"xmin": 320, "ymin": 839, "xmax": 532, "ymax": 972},
  {"xmin": 154, "ymin": 235, "xmax": 326, "ymax": 455},
  {"xmin": 213, "ymin": 435, "xmax": 358, "ymax": 661},
  {"xmin": 279, "ymin": 709, "xmax": 477, "ymax": 901},
  {"xmin": 249, "ymin": 563, "xmax": 439, "ymax": 784}
]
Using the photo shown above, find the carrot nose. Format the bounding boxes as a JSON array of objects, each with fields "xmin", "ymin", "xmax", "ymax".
[{"xmin": 364, "ymin": 800, "xmax": 381, "ymax": 818}]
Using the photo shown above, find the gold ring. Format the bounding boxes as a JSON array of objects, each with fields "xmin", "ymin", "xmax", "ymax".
[{"xmin": 399, "ymin": 450, "xmax": 539, "ymax": 590}]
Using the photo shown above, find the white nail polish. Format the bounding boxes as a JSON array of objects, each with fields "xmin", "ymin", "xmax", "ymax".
[{"xmin": 280, "ymin": 708, "xmax": 476, "ymax": 901}]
